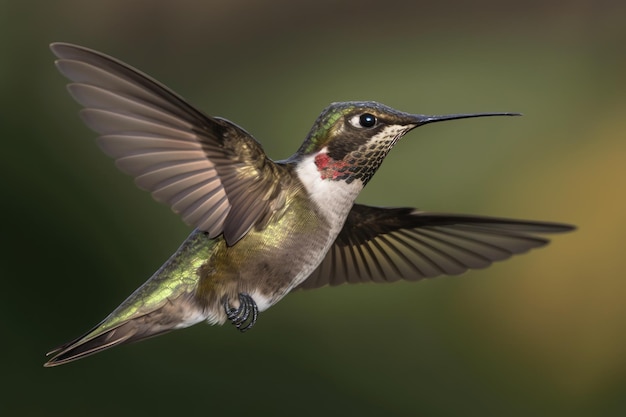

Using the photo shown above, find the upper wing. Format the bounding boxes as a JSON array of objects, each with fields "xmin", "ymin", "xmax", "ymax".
[
  {"xmin": 51, "ymin": 42, "xmax": 289, "ymax": 245},
  {"xmin": 297, "ymin": 204, "xmax": 575, "ymax": 289}
]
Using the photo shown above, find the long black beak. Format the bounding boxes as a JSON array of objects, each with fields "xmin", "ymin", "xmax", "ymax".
[{"xmin": 414, "ymin": 112, "xmax": 521, "ymax": 126}]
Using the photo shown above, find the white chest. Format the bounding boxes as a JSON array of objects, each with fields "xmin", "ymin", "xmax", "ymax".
[{"xmin": 295, "ymin": 151, "xmax": 363, "ymax": 236}]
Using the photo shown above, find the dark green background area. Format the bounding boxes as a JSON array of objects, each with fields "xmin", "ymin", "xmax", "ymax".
[{"xmin": 2, "ymin": 1, "xmax": 625, "ymax": 416}]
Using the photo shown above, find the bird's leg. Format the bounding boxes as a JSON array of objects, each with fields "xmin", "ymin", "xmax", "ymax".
[{"xmin": 223, "ymin": 293, "xmax": 258, "ymax": 333}]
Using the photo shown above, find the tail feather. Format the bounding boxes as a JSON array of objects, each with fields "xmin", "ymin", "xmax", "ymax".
[
  {"xmin": 44, "ymin": 315, "xmax": 171, "ymax": 367},
  {"xmin": 44, "ymin": 290, "xmax": 207, "ymax": 367}
]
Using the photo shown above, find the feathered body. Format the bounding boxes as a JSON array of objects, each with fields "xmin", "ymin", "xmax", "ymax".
[{"xmin": 44, "ymin": 43, "xmax": 574, "ymax": 366}]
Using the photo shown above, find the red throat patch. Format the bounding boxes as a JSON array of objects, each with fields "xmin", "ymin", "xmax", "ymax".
[{"xmin": 314, "ymin": 153, "xmax": 349, "ymax": 180}]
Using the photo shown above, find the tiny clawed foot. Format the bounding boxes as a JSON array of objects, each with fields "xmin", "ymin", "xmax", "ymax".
[{"xmin": 223, "ymin": 293, "xmax": 258, "ymax": 333}]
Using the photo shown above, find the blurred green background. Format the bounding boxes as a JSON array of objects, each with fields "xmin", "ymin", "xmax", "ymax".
[{"xmin": 2, "ymin": 1, "xmax": 625, "ymax": 416}]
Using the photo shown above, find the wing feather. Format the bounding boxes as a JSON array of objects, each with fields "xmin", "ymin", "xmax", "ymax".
[
  {"xmin": 51, "ymin": 42, "xmax": 290, "ymax": 244},
  {"xmin": 297, "ymin": 205, "xmax": 574, "ymax": 290}
]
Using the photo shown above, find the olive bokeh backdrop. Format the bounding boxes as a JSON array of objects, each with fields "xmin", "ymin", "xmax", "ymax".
[{"xmin": 2, "ymin": 1, "xmax": 625, "ymax": 416}]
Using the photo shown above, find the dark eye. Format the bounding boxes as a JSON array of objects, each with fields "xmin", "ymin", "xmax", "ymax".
[
  {"xmin": 359, "ymin": 113, "xmax": 376, "ymax": 127},
  {"xmin": 349, "ymin": 113, "xmax": 377, "ymax": 128}
]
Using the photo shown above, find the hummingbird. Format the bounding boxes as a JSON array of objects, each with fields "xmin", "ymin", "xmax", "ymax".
[{"xmin": 44, "ymin": 43, "xmax": 574, "ymax": 367}]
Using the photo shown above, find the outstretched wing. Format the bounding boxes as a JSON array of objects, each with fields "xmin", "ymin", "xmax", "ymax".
[
  {"xmin": 51, "ymin": 43, "xmax": 289, "ymax": 245},
  {"xmin": 297, "ymin": 204, "xmax": 574, "ymax": 289}
]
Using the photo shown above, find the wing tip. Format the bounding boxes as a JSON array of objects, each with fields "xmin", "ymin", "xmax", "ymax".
[
  {"xmin": 554, "ymin": 223, "xmax": 577, "ymax": 233},
  {"xmin": 50, "ymin": 42, "xmax": 81, "ymax": 58}
]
